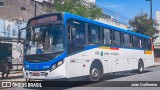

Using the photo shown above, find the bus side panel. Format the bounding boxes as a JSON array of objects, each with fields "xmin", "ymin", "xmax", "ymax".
[
  {"xmin": 143, "ymin": 51, "xmax": 154, "ymax": 68},
  {"xmin": 65, "ymin": 48, "xmax": 103, "ymax": 78},
  {"xmin": 65, "ymin": 47, "xmax": 154, "ymax": 79}
]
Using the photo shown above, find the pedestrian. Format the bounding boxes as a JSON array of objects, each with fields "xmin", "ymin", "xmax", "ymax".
[
  {"xmin": 7, "ymin": 55, "xmax": 13, "ymax": 70},
  {"xmin": 1, "ymin": 58, "xmax": 10, "ymax": 78}
]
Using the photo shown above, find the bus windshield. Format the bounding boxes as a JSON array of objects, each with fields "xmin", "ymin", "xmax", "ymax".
[{"xmin": 25, "ymin": 24, "xmax": 64, "ymax": 55}]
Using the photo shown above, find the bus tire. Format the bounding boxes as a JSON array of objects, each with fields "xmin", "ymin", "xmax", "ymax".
[
  {"xmin": 89, "ymin": 60, "xmax": 103, "ymax": 81},
  {"xmin": 138, "ymin": 60, "xmax": 144, "ymax": 74}
]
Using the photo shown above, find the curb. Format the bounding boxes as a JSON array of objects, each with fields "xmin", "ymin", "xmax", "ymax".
[
  {"xmin": 154, "ymin": 62, "xmax": 160, "ymax": 66},
  {"xmin": 0, "ymin": 75, "xmax": 23, "ymax": 80},
  {"xmin": 0, "ymin": 72, "xmax": 23, "ymax": 80}
]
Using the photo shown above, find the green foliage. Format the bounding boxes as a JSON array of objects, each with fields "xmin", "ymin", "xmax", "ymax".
[
  {"xmin": 129, "ymin": 12, "xmax": 159, "ymax": 40},
  {"xmin": 52, "ymin": 0, "xmax": 102, "ymax": 19}
]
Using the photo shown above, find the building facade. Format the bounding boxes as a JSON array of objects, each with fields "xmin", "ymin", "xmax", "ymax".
[
  {"xmin": 0, "ymin": 0, "xmax": 44, "ymax": 20},
  {"xmin": 154, "ymin": 11, "xmax": 160, "ymax": 48},
  {"xmin": 154, "ymin": 11, "xmax": 160, "ymax": 58},
  {"xmin": 0, "ymin": 0, "xmax": 53, "ymax": 70},
  {"xmin": 0, "ymin": 0, "xmax": 52, "ymax": 38}
]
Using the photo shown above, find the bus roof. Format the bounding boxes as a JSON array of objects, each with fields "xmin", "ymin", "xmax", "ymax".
[{"xmin": 64, "ymin": 12, "xmax": 150, "ymax": 39}]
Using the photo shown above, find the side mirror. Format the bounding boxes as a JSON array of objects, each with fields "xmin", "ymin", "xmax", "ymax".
[
  {"xmin": 18, "ymin": 27, "xmax": 26, "ymax": 43},
  {"xmin": 71, "ymin": 28, "xmax": 76, "ymax": 38}
]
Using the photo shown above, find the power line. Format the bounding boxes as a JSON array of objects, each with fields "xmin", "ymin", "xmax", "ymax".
[{"xmin": 96, "ymin": 4, "xmax": 131, "ymax": 25}]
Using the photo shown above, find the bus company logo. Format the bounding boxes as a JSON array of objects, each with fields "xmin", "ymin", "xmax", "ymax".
[
  {"xmin": 100, "ymin": 52, "xmax": 104, "ymax": 56},
  {"xmin": 95, "ymin": 51, "xmax": 104, "ymax": 56},
  {"xmin": 2, "ymin": 82, "xmax": 12, "ymax": 87},
  {"xmin": 95, "ymin": 51, "xmax": 100, "ymax": 55}
]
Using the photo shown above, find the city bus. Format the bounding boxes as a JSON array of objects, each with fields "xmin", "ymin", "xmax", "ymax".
[{"xmin": 21, "ymin": 12, "xmax": 154, "ymax": 81}]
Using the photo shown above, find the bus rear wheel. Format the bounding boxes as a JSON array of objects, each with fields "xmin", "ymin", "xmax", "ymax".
[
  {"xmin": 138, "ymin": 60, "xmax": 144, "ymax": 74},
  {"xmin": 89, "ymin": 66, "xmax": 101, "ymax": 81}
]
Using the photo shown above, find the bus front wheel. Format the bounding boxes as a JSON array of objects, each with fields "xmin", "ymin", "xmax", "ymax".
[{"xmin": 89, "ymin": 66, "xmax": 101, "ymax": 81}]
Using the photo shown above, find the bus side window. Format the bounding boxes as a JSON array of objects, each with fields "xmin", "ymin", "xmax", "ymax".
[
  {"xmin": 68, "ymin": 26, "xmax": 84, "ymax": 46},
  {"xmin": 113, "ymin": 31, "xmax": 121, "ymax": 46},
  {"xmin": 129, "ymin": 35, "xmax": 133, "ymax": 47},
  {"xmin": 146, "ymin": 38, "xmax": 151, "ymax": 50},
  {"xmin": 133, "ymin": 36, "xmax": 140, "ymax": 48},
  {"xmin": 67, "ymin": 26, "xmax": 76, "ymax": 42},
  {"xmin": 72, "ymin": 28, "xmax": 85, "ymax": 46},
  {"xmin": 67, "ymin": 19, "xmax": 85, "ymax": 54},
  {"xmin": 102, "ymin": 28, "xmax": 111, "ymax": 45},
  {"xmin": 88, "ymin": 24, "xmax": 99, "ymax": 44},
  {"xmin": 123, "ymin": 33, "xmax": 130, "ymax": 47},
  {"xmin": 140, "ymin": 37, "xmax": 146, "ymax": 48},
  {"xmin": 120, "ymin": 33, "xmax": 124, "ymax": 46},
  {"xmin": 67, "ymin": 26, "xmax": 72, "ymax": 43}
]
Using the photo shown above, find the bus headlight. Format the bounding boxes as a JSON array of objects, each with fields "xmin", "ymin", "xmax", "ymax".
[
  {"xmin": 51, "ymin": 64, "xmax": 57, "ymax": 71},
  {"xmin": 57, "ymin": 60, "xmax": 63, "ymax": 66},
  {"xmin": 51, "ymin": 60, "xmax": 64, "ymax": 71}
]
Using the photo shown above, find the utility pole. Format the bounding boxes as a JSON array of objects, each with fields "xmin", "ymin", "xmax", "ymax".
[
  {"xmin": 35, "ymin": 1, "xmax": 37, "ymax": 16},
  {"xmin": 146, "ymin": 0, "xmax": 153, "ymax": 20},
  {"xmin": 150, "ymin": 0, "xmax": 152, "ymax": 20}
]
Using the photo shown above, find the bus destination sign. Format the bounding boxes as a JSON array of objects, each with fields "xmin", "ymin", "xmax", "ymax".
[
  {"xmin": 31, "ymin": 16, "xmax": 57, "ymax": 25},
  {"xmin": 29, "ymin": 14, "xmax": 62, "ymax": 26}
]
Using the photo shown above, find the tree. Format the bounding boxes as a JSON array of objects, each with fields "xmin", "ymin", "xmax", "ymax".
[
  {"xmin": 52, "ymin": 0, "xmax": 102, "ymax": 19},
  {"xmin": 129, "ymin": 12, "xmax": 159, "ymax": 40}
]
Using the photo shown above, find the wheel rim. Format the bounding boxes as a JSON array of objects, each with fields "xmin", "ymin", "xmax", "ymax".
[
  {"xmin": 91, "ymin": 68, "xmax": 99, "ymax": 78},
  {"xmin": 90, "ymin": 68, "xmax": 100, "ymax": 81},
  {"xmin": 140, "ymin": 64, "xmax": 143, "ymax": 72},
  {"xmin": 139, "ymin": 63, "xmax": 143, "ymax": 73}
]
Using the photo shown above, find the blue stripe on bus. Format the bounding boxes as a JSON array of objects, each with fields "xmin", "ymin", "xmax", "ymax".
[
  {"xmin": 24, "ymin": 45, "xmax": 149, "ymax": 71},
  {"xmin": 24, "ymin": 50, "xmax": 67, "ymax": 71}
]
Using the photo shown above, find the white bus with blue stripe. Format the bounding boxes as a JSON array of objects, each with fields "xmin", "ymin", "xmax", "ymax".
[{"xmin": 23, "ymin": 12, "xmax": 154, "ymax": 81}]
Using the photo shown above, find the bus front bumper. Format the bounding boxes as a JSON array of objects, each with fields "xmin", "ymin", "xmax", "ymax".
[
  {"xmin": 23, "ymin": 66, "xmax": 67, "ymax": 80},
  {"xmin": 23, "ymin": 70, "xmax": 66, "ymax": 80}
]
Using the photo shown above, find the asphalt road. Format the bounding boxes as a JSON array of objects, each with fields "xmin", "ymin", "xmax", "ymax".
[{"xmin": 2, "ymin": 65, "xmax": 160, "ymax": 90}]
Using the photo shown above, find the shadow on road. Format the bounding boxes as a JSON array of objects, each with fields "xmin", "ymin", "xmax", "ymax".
[
  {"xmin": 102, "ymin": 70, "xmax": 151, "ymax": 80},
  {"xmin": 23, "ymin": 70, "xmax": 152, "ymax": 90}
]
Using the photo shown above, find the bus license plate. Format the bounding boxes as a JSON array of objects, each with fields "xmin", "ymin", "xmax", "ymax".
[{"xmin": 32, "ymin": 72, "xmax": 40, "ymax": 76}]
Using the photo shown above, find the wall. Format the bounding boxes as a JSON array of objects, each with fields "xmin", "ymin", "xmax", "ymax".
[
  {"xmin": 0, "ymin": 19, "xmax": 27, "ymax": 38},
  {"xmin": 0, "ymin": 0, "xmax": 46, "ymax": 38},
  {"xmin": 154, "ymin": 11, "xmax": 160, "ymax": 49},
  {"xmin": 0, "ymin": 0, "xmax": 43, "ymax": 20}
]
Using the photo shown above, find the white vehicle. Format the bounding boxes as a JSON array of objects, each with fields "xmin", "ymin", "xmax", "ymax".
[
  {"xmin": 21, "ymin": 12, "xmax": 154, "ymax": 81},
  {"xmin": 1, "ymin": 41, "xmax": 24, "ymax": 70}
]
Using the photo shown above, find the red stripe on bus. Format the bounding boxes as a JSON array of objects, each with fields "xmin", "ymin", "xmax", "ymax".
[{"xmin": 110, "ymin": 48, "xmax": 119, "ymax": 50}]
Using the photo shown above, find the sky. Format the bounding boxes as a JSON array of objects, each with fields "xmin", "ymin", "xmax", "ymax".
[{"xmin": 96, "ymin": 0, "xmax": 160, "ymax": 19}]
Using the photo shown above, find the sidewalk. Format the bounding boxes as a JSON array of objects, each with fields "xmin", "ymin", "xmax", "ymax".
[
  {"xmin": 154, "ymin": 58, "xmax": 160, "ymax": 66},
  {"xmin": 0, "ymin": 61, "xmax": 159, "ymax": 81},
  {"xmin": 154, "ymin": 62, "xmax": 160, "ymax": 66},
  {"xmin": 0, "ymin": 71, "xmax": 23, "ymax": 80}
]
